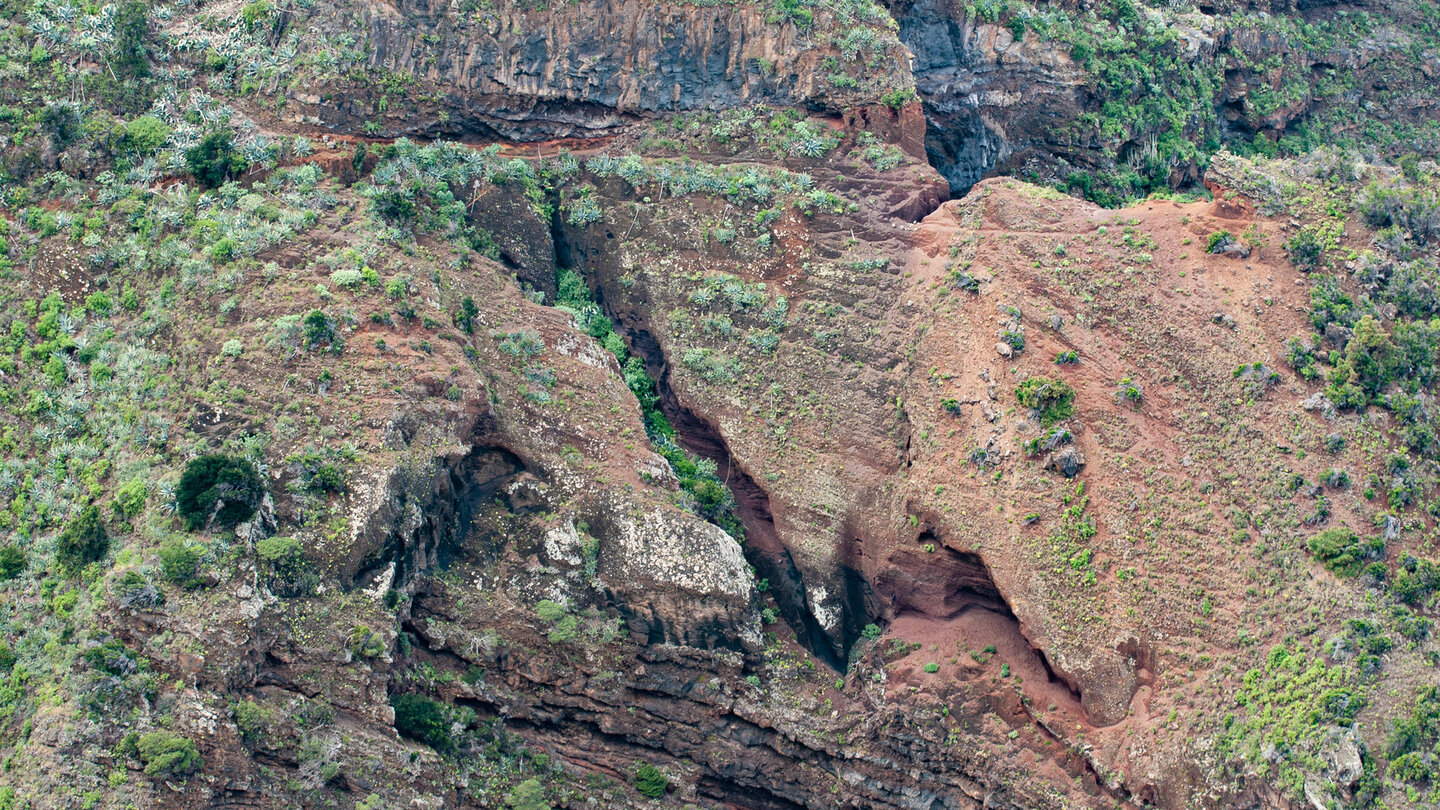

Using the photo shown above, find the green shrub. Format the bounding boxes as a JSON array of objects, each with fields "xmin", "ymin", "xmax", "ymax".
[
  {"xmin": 633, "ymin": 762, "xmax": 668, "ymax": 798},
  {"xmin": 135, "ymin": 731, "xmax": 201, "ymax": 780},
  {"xmin": 347, "ymin": 625, "xmax": 386, "ymax": 658},
  {"xmin": 506, "ymin": 779, "xmax": 551, "ymax": 810},
  {"xmin": 922, "ymin": 662, "xmax": 939, "ymax": 673},
  {"xmin": 233, "ymin": 700, "xmax": 271, "ymax": 741},
  {"xmin": 255, "ymin": 536, "xmax": 316, "ymax": 597},
  {"xmin": 184, "ymin": 130, "xmax": 249, "ymax": 189},
  {"xmin": 158, "ymin": 539, "xmax": 205, "ymax": 589},
  {"xmin": 1386, "ymin": 685, "xmax": 1440, "ymax": 763},
  {"xmin": 1014, "ymin": 377, "xmax": 1076, "ymax": 427},
  {"xmin": 1390, "ymin": 555, "xmax": 1440, "ymax": 606},
  {"xmin": 1206, "ymin": 230, "xmax": 1232, "ymax": 253},
  {"xmin": 1286, "ymin": 227, "xmax": 1325, "ymax": 270},
  {"xmin": 57, "ymin": 505, "xmax": 109, "ymax": 569},
  {"xmin": 454, "ymin": 296, "xmax": 479, "ymax": 334},
  {"xmin": 391, "ymin": 693, "xmax": 450, "ymax": 752},
  {"xmin": 124, "ymin": 115, "xmax": 171, "ymax": 155},
  {"xmin": 535, "ymin": 599, "xmax": 566, "ymax": 622},
  {"xmin": 176, "ymin": 454, "xmax": 263, "ymax": 531},
  {"xmin": 111, "ymin": 1, "xmax": 151, "ymax": 78},
  {"xmin": 1114, "ymin": 376, "xmax": 1144, "ymax": 409},
  {"xmin": 302, "ymin": 310, "xmax": 336, "ymax": 350},
  {"xmin": 111, "ymin": 479, "xmax": 148, "ymax": 520},
  {"xmin": 241, "ymin": 1, "xmax": 274, "ymax": 29},
  {"xmin": 85, "ymin": 291, "xmax": 113, "ymax": 316},
  {"xmin": 0, "ymin": 546, "xmax": 24, "ymax": 580},
  {"xmin": 289, "ymin": 446, "xmax": 351, "ymax": 494},
  {"xmin": 1388, "ymin": 751, "xmax": 1430, "ymax": 783},
  {"xmin": 879, "ymin": 88, "xmax": 916, "ymax": 110},
  {"xmin": 1306, "ymin": 526, "xmax": 1382, "ymax": 577}
]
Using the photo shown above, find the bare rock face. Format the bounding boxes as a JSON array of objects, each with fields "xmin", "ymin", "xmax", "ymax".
[
  {"xmin": 891, "ymin": 0, "xmax": 1089, "ymax": 193},
  {"xmin": 283, "ymin": 0, "xmax": 914, "ymax": 140},
  {"xmin": 1045, "ymin": 446, "xmax": 1085, "ymax": 478}
]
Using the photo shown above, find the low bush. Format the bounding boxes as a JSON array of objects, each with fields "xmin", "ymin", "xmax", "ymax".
[
  {"xmin": 1014, "ymin": 377, "xmax": 1076, "ymax": 427},
  {"xmin": 633, "ymin": 762, "xmax": 668, "ymax": 798},
  {"xmin": 0, "ymin": 546, "xmax": 24, "ymax": 579},
  {"xmin": 184, "ymin": 130, "xmax": 249, "ymax": 188},
  {"xmin": 135, "ymin": 731, "xmax": 202, "ymax": 780},
  {"xmin": 1306, "ymin": 526, "xmax": 1382, "ymax": 577},
  {"xmin": 158, "ymin": 539, "xmax": 205, "ymax": 589}
]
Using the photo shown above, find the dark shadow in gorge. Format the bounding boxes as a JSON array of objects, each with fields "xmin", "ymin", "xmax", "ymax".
[{"xmin": 886, "ymin": 0, "xmax": 1002, "ymax": 197}]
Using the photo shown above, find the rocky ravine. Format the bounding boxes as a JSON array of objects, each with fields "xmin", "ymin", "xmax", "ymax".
[{"xmin": 2, "ymin": 1, "xmax": 1439, "ymax": 809}]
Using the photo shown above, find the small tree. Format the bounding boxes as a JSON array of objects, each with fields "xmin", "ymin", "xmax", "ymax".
[
  {"xmin": 176, "ymin": 454, "xmax": 263, "ymax": 531},
  {"xmin": 185, "ymin": 130, "xmax": 249, "ymax": 188},
  {"xmin": 158, "ymin": 539, "xmax": 205, "ymax": 589},
  {"xmin": 110, "ymin": 1, "xmax": 151, "ymax": 77},
  {"xmin": 392, "ymin": 693, "xmax": 450, "ymax": 752},
  {"xmin": 506, "ymin": 778, "xmax": 551, "ymax": 810},
  {"xmin": 454, "ymin": 296, "xmax": 479, "ymax": 334},
  {"xmin": 0, "ymin": 546, "xmax": 24, "ymax": 579},
  {"xmin": 57, "ymin": 505, "xmax": 109, "ymax": 569},
  {"xmin": 302, "ymin": 309, "xmax": 336, "ymax": 350}
]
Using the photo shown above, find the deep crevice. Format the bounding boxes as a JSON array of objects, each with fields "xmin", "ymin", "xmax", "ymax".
[
  {"xmin": 622, "ymin": 324, "xmax": 849, "ymax": 671},
  {"xmin": 886, "ymin": 0, "xmax": 1003, "ymax": 197}
]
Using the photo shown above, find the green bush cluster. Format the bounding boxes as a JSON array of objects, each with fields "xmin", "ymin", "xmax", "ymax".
[
  {"xmin": 57, "ymin": 505, "xmax": 109, "ymax": 571},
  {"xmin": 392, "ymin": 693, "xmax": 451, "ymax": 753},
  {"xmin": 184, "ymin": 130, "xmax": 249, "ymax": 189},
  {"xmin": 1306, "ymin": 527, "xmax": 1384, "ymax": 577},
  {"xmin": 127, "ymin": 731, "xmax": 202, "ymax": 780},
  {"xmin": 176, "ymin": 454, "xmax": 263, "ymax": 531},
  {"xmin": 1387, "ymin": 685, "xmax": 1440, "ymax": 784},
  {"xmin": 633, "ymin": 762, "xmax": 668, "ymax": 798},
  {"xmin": 533, "ymin": 599, "xmax": 578, "ymax": 642},
  {"xmin": 158, "ymin": 539, "xmax": 206, "ymax": 589},
  {"xmin": 256, "ymin": 536, "xmax": 316, "ymax": 597},
  {"xmin": 1014, "ymin": 376, "xmax": 1076, "ymax": 427}
]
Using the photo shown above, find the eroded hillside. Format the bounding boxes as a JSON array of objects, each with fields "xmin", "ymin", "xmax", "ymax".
[{"xmin": 0, "ymin": 1, "xmax": 1438, "ymax": 810}]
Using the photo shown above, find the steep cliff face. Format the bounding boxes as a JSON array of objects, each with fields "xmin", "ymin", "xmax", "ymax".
[
  {"xmin": 886, "ymin": 0, "xmax": 1440, "ymax": 198},
  {"xmin": 276, "ymin": 0, "xmax": 914, "ymax": 141},
  {"xmin": 5, "ymin": 0, "xmax": 1440, "ymax": 808},
  {"xmin": 889, "ymin": 0, "xmax": 1090, "ymax": 193}
]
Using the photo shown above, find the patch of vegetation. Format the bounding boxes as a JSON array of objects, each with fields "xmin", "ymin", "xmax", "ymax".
[
  {"xmin": 158, "ymin": 539, "xmax": 207, "ymax": 589},
  {"xmin": 1306, "ymin": 527, "xmax": 1382, "ymax": 577},
  {"xmin": 1014, "ymin": 376, "xmax": 1076, "ymax": 427},
  {"xmin": 176, "ymin": 454, "xmax": 264, "ymax": 531},
  {"xmin": 1387, "ymin": 686, "xmax": 1440, "ymax": 784},
  {"xmin": 131, "ymin": 731, "xmax": 202, "ymax": 780},
  {"xmin": 57, "ymin": 505, "xmax": 109, "ymax": 570},
  {"xmin": 1219, "ymin": 644, "xmax": 1364, "ymax": 799},
  {"xmin": 392, "ymin": 693, "xmax": 452, "ymax": 753},
  {"xmin": 556, "ymin": 267, "xmax": 746, "ymax": 541},
  {"xmin": 185, "ymin": 130, "xmax": 250, "ymax": 189},
  {"xmin": 633, "ymin": 762, "xmax": 668, "ymax": 798}
]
